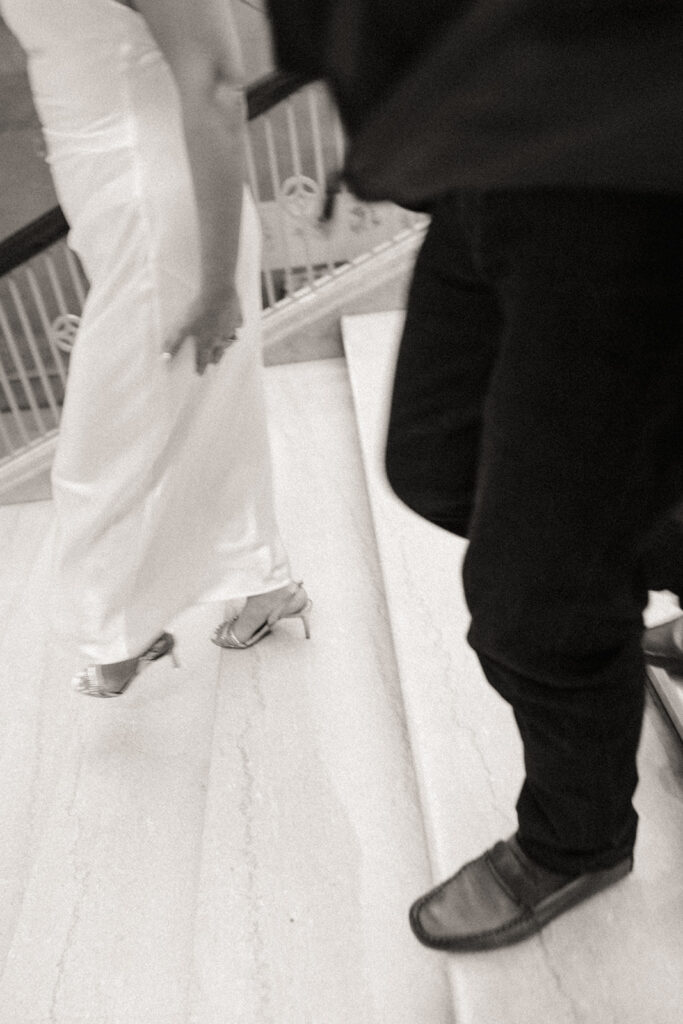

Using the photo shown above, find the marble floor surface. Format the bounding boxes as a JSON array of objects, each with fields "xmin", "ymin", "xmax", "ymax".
[
  {"xmin": 0, "ymin": 359, "xmax": 453, "ymax": 1024},
  {"xmin": 343, "ymin": 312, "xmax": 683, "ymax": 1024}
]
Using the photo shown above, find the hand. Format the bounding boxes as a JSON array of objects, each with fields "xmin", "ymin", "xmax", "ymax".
[{"xmin": 162, "ymin": 285, "xmax": 243, "ymax": 376}]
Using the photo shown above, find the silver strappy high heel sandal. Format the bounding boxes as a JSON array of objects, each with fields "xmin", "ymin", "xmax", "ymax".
[
  {"xmin": 71, "ymin": 632, "xmax": 178, "ymax": 698},
  {"xmin": 212, "ymin": 581, "xmax": 312, "ymax": 649}
]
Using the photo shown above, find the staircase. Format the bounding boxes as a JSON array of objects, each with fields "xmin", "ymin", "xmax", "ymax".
[
  {"xmin": 2, "ymin": 7, "xmax": 681, "ymax": 1016},
  {"xmin": 342, "ymin": 311, "xmax": 683, "ymax": 1024},
  {"xmin": 0, "ymin": 311, "xmax": 681, "ymax": 1023}
]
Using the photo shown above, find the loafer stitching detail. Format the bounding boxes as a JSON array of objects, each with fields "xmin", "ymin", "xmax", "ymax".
[
  {"xmin": 409, "ymin": 890, "xmax": 538, "ymax": 950},
  {"xmin": 409, "ymin": 854, "xmax": 537, "ymax": 950},
  {"xmin": 484, "ymin": 848, "xmax": 524, "ymax": 907},
  {"xmin": 409, "ymin": 854, "xmax": 633, "ymax": 951}
]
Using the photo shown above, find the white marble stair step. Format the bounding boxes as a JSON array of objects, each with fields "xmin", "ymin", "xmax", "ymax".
[
  {"xmin": 0, "ymin": 501, "xmax": 59, "ymax": 970},
  {"xmin": 0, "ymin": 575, "xmax": 226, "ymax": 1022},
  {"xmin": 343, "ymin": 311, "xmax": 683, "ymax": 1024},
  {"xmin": 0, "ymin": 357, "xmax": 452, "ymax": 1024},
  {"xmin": 0, "ymin": 499, "xmax": 53, "ymax": 624},
  {"xmin": 187, "ymin": 358, "xmax": 453, "ymax": 1024}
]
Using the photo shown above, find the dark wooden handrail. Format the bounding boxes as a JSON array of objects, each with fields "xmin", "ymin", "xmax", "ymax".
[{"xmin": 0, "ymin": 69, "xmax": 312, "ymax": 278}]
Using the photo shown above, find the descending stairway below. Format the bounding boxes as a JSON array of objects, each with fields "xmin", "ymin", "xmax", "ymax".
[
  {"xmin": 0, "ymin": 358, "xmax": 452, "ymax": 1024},
  {"xmin": 343, "ymin": 311, "xmax": 683, "ymax": 1024},
  {"xmin": 1, "ymin": 343, "xmax": 681, "ymax": 1023}
]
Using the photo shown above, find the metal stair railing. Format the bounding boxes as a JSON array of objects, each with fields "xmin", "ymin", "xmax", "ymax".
[{"xmin": 0, "ymin": 70, "xmax": 426, "ymax": 475}]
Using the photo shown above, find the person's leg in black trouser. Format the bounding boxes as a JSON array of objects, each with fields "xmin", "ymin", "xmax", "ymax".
[
  {"xmin": 388, "ymin": 189, "xmax": 683, "ymax": 947},
  {"xmin": 385, "ymin": 193, "xmax": 501, "ymax": 538},
  {"xmin": 461, "ymin": 190, "xmax": 682, "ymax": 876}
]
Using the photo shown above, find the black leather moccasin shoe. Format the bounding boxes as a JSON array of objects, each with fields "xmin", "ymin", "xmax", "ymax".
[
  {"xmin": 409, "ymin": 836, "xmax": 633, "ymax": 952},
  {"xmin": 642, "ymin": 615, "xmax": 683, "ymax": 674}
]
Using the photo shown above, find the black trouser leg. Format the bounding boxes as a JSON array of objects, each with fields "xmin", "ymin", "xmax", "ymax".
[
  {"xmin": 385, "ymin": 194, "xmax": 500, "ymax": 537},
  {"xmin": 387, "ymin": 190, "xmax": 683, "ymax": 875}
]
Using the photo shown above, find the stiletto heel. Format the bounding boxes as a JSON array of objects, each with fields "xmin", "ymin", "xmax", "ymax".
[
  {"xmin": 212, "ymin": 582, "xmax": 312, "ymax": 649},
  {"xmin": 71, "ymin": 631, "xmax": 176, "ymax": 698},
  {"xmin": 291, "ymin": 600, "xmax": 312, "ymax": 639}
]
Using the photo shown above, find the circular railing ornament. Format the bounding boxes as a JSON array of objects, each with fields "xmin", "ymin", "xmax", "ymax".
[
  {"xmin": 51, "ymin": 313, "xmax": 81, "ymax": 353},
  {"xmin": 279, "ymin": 175, "xmax": 320, "ymax": 221}
]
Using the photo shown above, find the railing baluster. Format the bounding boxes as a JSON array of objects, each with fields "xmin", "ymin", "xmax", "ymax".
[
  {"xmin": 244, "ymin": 131, "xmax": 277, "ymax": 309},
  {"xmin": 307, "ymin": 89, "xmax": 335, "ymax": 276},
  {"xmin": 0, "ymin": 302, "xmax": 32, "ymax": 448},
  {"xmin": 8, "ymin": 279, "xmax": 61, "ymax": 425},
  {"xmin": 263, "ymin": 114, "xmax": 295, "ymax": 297},
  {"xmin": 64, "ymin": 246, "xmax": 87, "ymax": 308},
  {"xmin": 25, "ymin": 266, "xmax": 69, "ymax": 386},
  {"xmin": 332, "ymin": 108, "xmax": 346, "ymax": 167},
  {"xmin": 44, "ymin": 250, "xmax": 71, "ymax": 317},
  {"xmin": 284, "ymin": 99, "xmax": 316, "ymax": 288},
  {"xmin": 0, "ymin": 300, "xmax": 47, "ymax": 434},
  {"xmin": 0, "ymin": 409, "xmax": 15, "ymax": 458}
]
